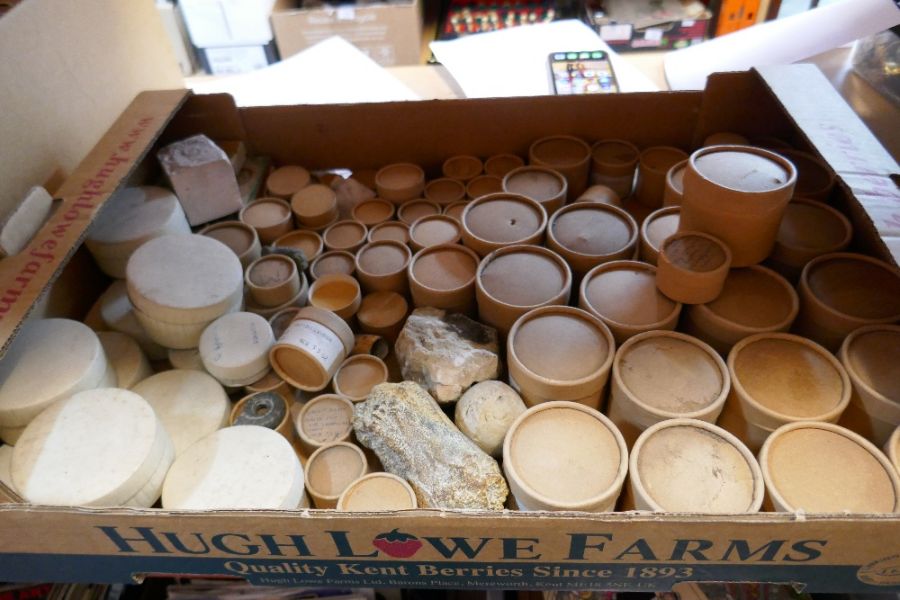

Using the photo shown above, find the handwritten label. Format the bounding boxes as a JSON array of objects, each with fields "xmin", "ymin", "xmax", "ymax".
[
  {"xmin": 303, "ymin": 400, "xmax": 352, "ymax": 443},
  {"xmin": 284, "ymin": 319, "xmax": 345, "ymax": 371}
]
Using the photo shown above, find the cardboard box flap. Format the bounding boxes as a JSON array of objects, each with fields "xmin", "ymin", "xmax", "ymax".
[{"xmin": 0, "ymin": 89, "xmax": 190, "ymax": 357}]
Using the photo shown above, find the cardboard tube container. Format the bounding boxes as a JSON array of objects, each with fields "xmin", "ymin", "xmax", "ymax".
[
  {"xmin": 634, "ymin": 146, "xmax": 688, "ymax": 208},
  {"xmin": 310, "ymin": 250, "xmax": 356, "ymax": 281},
  {"xmin": 503, "ymin": 401, "xmax": 627, "ymax": 512},
  {"xmin": 639, "ymin": 206, "xmax": 681, "ymax": 265},
  {"xmin": 199, "ymin": 311, "xmax": 276, "ymax": 387},
  {"xmin": 529, "ymin": 135, "xmax": 591, "ymax": 200},
  {"xmin": 680, "ymin": 145, "xmax": 797, "ymax": 266},
  {"xmin": 887, "ymin": 427, "xmax": 900, "ymax": 477},
  {"xmin": 351, "ymin": 198, "xmax": 395, "ymax": 227},
  {"xmin": 308, "ymin": 274, "xmax": 361, "ymax": 321},
  {"xmin": 466, "ymin": 175, "xmax": 503, "ymax": 199},
  {"xmin": 375, "ymin": 163, "xmax": 425, "ymax": 204},
  {"xmin": 484, "ymin": 153, "xmax": 524, "ymax": 178},
  {"xmin": 839, "ymin": 325, "xmax": 900, "ymax": 446},
  {"xmin": 778, "ymin": 149, "xmax": 836, "ymax": 201},
  {"xmin": 355, "ymin": 240, "xmax": 411, "ymax": 294},
  {"xmin": 461, "ymin": 192, "xmax": 547, "ymax": 257},
  {"xmin": 291, "ymin": 184, "xmax": 339, "ymax": 230},
  {"xmin": 357, "ymin": 291, "xmax": 409, "ymax": 342},
  {"xmin": 442, "ymin": 155, "xmax": 483, "ymax": 181},
  {"xmin": 656, "ymin": 230, "xmax": 732, "ymax": 304},
  {"xmin": 425, "ymin": 178, "xmax": 466, "ymax": 206},
  {"xmin": 295, "ymin": 394, "xmax": 354, "ymax": 455},
  {"xmin": 397, "ymin": 199, "xmax": 441, "ymax": 225},
  {"xmin": 575, "ymin": 185, "xmax": 622, "ymax": 207},
  {"xmin": 590, "ymin": 139, "xmax": 639, "ymax": 199},
  {"xmin": 546, "ymin": 203, "xmax": 638, "ymax": 276},
  {"xmin": 503, "ymin": 166, "xmax": 568, "ymax": 214},
  {"xmin": 332, "ymin": 354, "xmax": 389, "ymax": 402},
  {"xmin": 323, "ymin": 220, "xmax": 368, "ymax": 253},
  {"xmin": 273, "ymin": 229, "xmax": 324, "ymax": 264},
  {"xmin": 337, "ymin": 472, "xmax": 418, "ymax": 511},
  {"xmin": 767, "ymin": 198, "xmax": 852, "ymax": 282},
  {"xmin": 663, "ymin": 159, "xmax": 687, "ymax": 207},
  {"xmin": 367, "ymin": 221, "xmax": 410, "ymax": 245},
  {"xmin": 239, "ymin": 198, "xmax": 294, "ymax": 244},
  {"xmin": 269, "ymin": 306, "xmax": 355, "ymax": 391},
  {"xmin": 409, "ymin": 214, "xmax": 462, "ymax": 252},
  {"xmin": 305, "ymin": 441, "xmax": 370, "ymax": 509},
  {"xmin": 200, "ymin": 221, "xmax": 262, "ymax": 269},
  {"xmin": 507, "ymin": 306, "xmax": 614, "ymax": 408},
  {"xmin": 408, "ymin": 243, "xmax": 479, "ymax": 314},
  {"xmin": 443, "ymin": 201, "xmax": 468, "ymax": 223},
  {"xmin": 245, "ymin": 254, "xmax": 302, "ymax": 308},
  {"xmin": 266, "ymin": 165, "xmax": 311, "ymax": 200},
  {"xmin": 230, "ymin": 391, "xmax": 295, "ymax": 446}
]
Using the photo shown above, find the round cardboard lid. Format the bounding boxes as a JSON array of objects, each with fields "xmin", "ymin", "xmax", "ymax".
[
  {"xmin": 338, "ymin": 472, "xmax": 417, "ymax": 511},
  {"xmin": 705, "ymin": 266, "xmax": 796, "ymax": 329},
  {"xmin": 368, "ymin": 221, "xmax": 409, "ymax": 244},
  {"xmin": 479, "ymin": 246, "xmax": 568, "ymax": 307},
  {"xmin": 333, "ymin": 355, "xmax": 388, "ymax": 401},
  {"xmin": 582, "ymin": 262, "xmax": 677, "ymax": 327},
  {"xmin": 324, "ymin": 220, "xmax": 367, "ymax": 250},
  {"xmin": 693, "ymin": 148, "xmax": 791, "ymax": 192},
  {"xmin": 504, "ymin": 167, "xmax": 565, "ymax": 202},
  {"xmin": 306, "ymin": 442, "xmax": 368, "ymax": 499},
  {"xmin": 87, "ymin": 186, "xmax": 186, "ymax": 246},
  {"xmin": 410, "ymin": 215, "xmax": 461, "ymax": 248},
  {"xmin": 732, "ymin": 334, "xmax": 847, "ymax": 419},
  {"xmin": 410, "ymin": 245, "xmax": 478, "ymax": 291},
  {"xmin": 633, "ymin": 420, "xmax": 760, "ymax": 513},
  {"xmin": 358, "ymin": 291, "xmax": 408, "ymax": 329},
  {"xmin": 131, "ymin": 370, "xmax": 230, "ymax": 456},
  {"xmin": 844, "ymin": 326, "xmax": 900, "ymax": 406},
  {"xmin": 397, "ymin": 199, "xmax": 441, "ymax": 225},
  {"xmin": 298, "ymin": 394, "xmax": 354, "ymax": 445},
  {"xmin": 512, "ymin": 308, "xmax": 610, "ymax": 382},
  {"xmin": 0, "ymin": 319, "xmax": 109, "ymax": 427},
  {"xmin": 292, "ymin": 184, "xmax": 337, "ymax": 218},
  {"xmin": 551, "ymin": 204, "xmax": 635, "ymax": 256},
  {"xmin": 357, "ymin": 241, "xmax": 410, "ymax": 276},
  {"xmin": 425, "ymin": 178, "xmax": 466, "ymax": 205},
  {"xmin": 463, "ymin": 193, "xmax": 545, "ymax": 244},
  {"xmin": 126, "ymin": 234, "xmax": 243, "ymax": 320},
  {"xmin": 266, "ymin": 165, "xmax": 311, "ymax": 198},
  {"xmin": 806, "ymin": 254, "xmax": 900, "ymax": 320},
  {"xmin": 776, "ymin": 199, "xmax": 851, "ymax": 252},
  {"xmin": 618, "ymin": 332, "xmax": 725, "ymax": 414},
  {"xmin": 199, "ymin": 312, "xmax": 275, "ymax": 385},
  {"xmin": 352, "ymin": 198, "xmax": 394, "ymax": 225},
  {"xmin": 241, "ymin": 198, "xmax": 291, "ymax": 228},
  {"xmin": 162, "ymin": 425, "xmax": 304, "ymax": 510},
  {"xmin": 505, "ymin": 402, "xmax": 624, "ymax": 507},
  {"xmin": 201, "ymin": 221, "xmax": 258, "ymax": 256},
  {"xmin": 762, "ymin": 422, "xmax": 899, "ymax": 513},
  {"xmin": 12, "ymin": 388, "xmax": 166, "ymax": 506}
]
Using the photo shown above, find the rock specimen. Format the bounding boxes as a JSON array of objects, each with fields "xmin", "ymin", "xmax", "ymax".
[
  {"xmin": 394, "ymin": 308, "xmax": 499, "ymax": 403},
  {"xmin": 353, "ymin": 382, "xmax": 508, "ymax": 510},
  {"xmin": 455, "ymin": 380, "xmax": 527, "ymax": 458}
]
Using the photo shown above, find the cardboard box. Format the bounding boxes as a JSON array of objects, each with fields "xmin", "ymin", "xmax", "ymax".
[
  {"xmin": 0, "ymin": 67, "xmax": 899, "ymax": 591},
  {"xmin": 271, "ymin": 1, "xmax": 423, "ymax": 67},
  {"xmin": 585, "ymin": 1, "xmax": 713, "ymax": 52}
]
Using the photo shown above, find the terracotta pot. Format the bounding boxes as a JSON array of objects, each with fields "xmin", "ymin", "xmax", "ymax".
[
  {"xmin": 408, "ymin": 243, "xmax": 480, "ymax": 314},
  {"xmin": 269, "ymin": 306, "xmax": 355, "ymax": 391},
  {"xmin": 656, "ymin": 230, "xmax": 732, "ymax": 304},
  {"xmin": 634, "ymin": 146, "xmax": 688, "ymax": 208},
  {"xmin": 305, "ymin": 442, "xmax": 370, "ymax": 509},
  {"xmin": 295, "ymin": 394, "xmax": 354, "ymax": 455},
  {"xmin": 245, "ymin": 254, "xmax": 302, "ymax": 308},
  {"xmin": 579, "ymin": 260, "xmax": 681, "ymax": 345},
  {"xmin": 442, "ymin": 155, "xmax": 484, "ymax": 182},
  {"xmin": 291, "ymin": 184, "xmax": 339, "ymax": 229},
  {"xmin": 239, "ymin": 197, "xmax": 294, "ymax": 244},
  {"xmin": 507, "ymin": 306, "xmax": 614, "ymax": 408},
  {"xmin": 589, "ymin": 139, "xmax": 639, "ymax": 199},
  {"xmin": 759, "ymin": 421, "xmax": 900, "ymax": 513},
  {"xmin": 796, "ymin": 252, "xmax": 900, "ymax": 351},
  {"xmin": 332, "ymin": 354, "xmax": 389, "ymax": 402},
  {"xmin": 608, "ymin": 330, "xmax": 729, "ymax": 447},
  {"xmin": 199, "ymin": 221, "xmax": 261, "ymax": 269},
  {"xmin": 766, "ymin": 198, "xmax": 852, "ymax": 282},
  {"xmin": 529, "ymin": 135, "xmax": 592, "ymax": 200},
  {"xmin": 546, "ymin": 203, "xmax": 638, "ymax": 277},
  {"xmin": 503, "ymin": 401, "xmax": 627, "ymax": 512},
  {"xmin": 682, "ymin": 265, "xmax": 798, "ymax": 355},
  {"xmin": 639, "ymin": 206, "xmax": 680, "ymax": 265},
  {"xmin": 476, "ymin": 245, "xmax": 572, "ymax": 338},
  {"xmin": 680, "ymin": 145, "xmax": 797, "ymax": 266},
  {"xmin": 409, "ymin": 214, "xmax": 462, "ymax": 252},
  {"xmin": 354, "ymin": 239, "xmax": 411, "ymax": 295},
  {"xmin": 308, "ymin": 273, "xmax": 362, "ymax": 321},
  {"xmin": 629, "ymin": 418, "xmax": 763, "ymax": 513},
  {"xmin": 502, "ymin": 166, "xmax": 568, "ymax": 215},
  {"xmin": 310, "ymin": 250, "xmax": 356, "ymax": 281},
  {"xmin": 460, "ymin": 192, "xmax": 547, "ymax": 257},
  {"xmin": 375, "ymin": 163, "xmax": 425, "ymax": 204}
]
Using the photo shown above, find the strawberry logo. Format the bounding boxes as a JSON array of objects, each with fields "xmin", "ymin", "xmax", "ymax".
[{"xmin": 372, "ymin": 528, "xmax": 423, "ymax": 558}]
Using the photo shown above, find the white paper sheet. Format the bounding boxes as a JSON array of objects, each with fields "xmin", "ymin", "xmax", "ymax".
[
  {"xmin": 664, "ymin": 0, "xmax": 900, "ymax": 90},
  {"xmin": 187, "ymin": 36, "xmax": 420, "ymax": 106},
  {"xmin": 430, "ymin": 20, "xmax": 659, "ymax": 98}
]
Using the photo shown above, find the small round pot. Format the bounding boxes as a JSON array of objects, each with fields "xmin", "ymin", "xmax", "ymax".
[
  {"xmin": 839, "ymin": 325, "xmax": 900, "ymax": 446},
  {"xmin": 546, "ymin": 203, "xmax": 638, "ymax": 276},
  {"xmin": 310, "ymin": 250, "xmax": 356, "ymax": 281},
  {"xmin": 273, "ymin": 229, "xmax": 324, "ymax": 264},
  {"xmin": 466, "ymin": 175, "xmax": 503, "ymax": 199},
  {"xmin": 639, "ymin": 206, "xmax": 680, "ymax": 265},
  {"xmin": 634, "ymin": 146, "xmax": 688, "ymax": 209},
  {"xmin": 397, "ymin": 199, "xmax": 441, "ymax": 225},
  {"xmin": 266, "ymin": 165, "xmax": 311, "ymax": 199},
  {"xmin": 375, "ymin": 163, "xmax": 425, "ymax": 204},
  {"xmin": 245, "ymin": 254, "xmax": 302, "ymax": 308},
  {"xmin": 574, "ymin": 185, "xmax": 621, "ymax": 207},
  {"xmin": 502, "ymin": 166, "xmax": 568, "ymax": 215},
  {"xmin": 766, "ymin": 198, "xmax": 852, "ymax": 282},
  {"xmin": 305, "ymin": 441, "xmax": 370, "ymax": 509},
  {"xmin": 337, "ymin": 472, "xmax": 418, "ymax": 511},
  {"xmin": 295, "ymin": 393, "xmax": 355, "ymax": 455},
  {"xmin": 424, "ymin": 177, "xmax": 466, "ymax": 205},
  {"xmin": 408, "ymin": 243, "xmax": 480, "ymax": 315},
  {"xmin": 409, "ymin": 214, "xmax": 462, "ymax": 252},
  {"xmin": 291, "ymin": 184, "xmax": 339, "ymax": 229},
  {"xmin": 529, "ymin": 135, "xmax": 591, "ymax": 200},
  {"xmin": 656, "ymin": 230, "xmax": 732, "ymax": 304},
  {"xmin": 484, "ymin": 153, "xmax": 524, "ymax": 178},
  {"xmin": 332, "ymin": 354, "xmax": 389, "ymax": 402},
  {"xmin": 367, "ymin": 220, "xmax": 410, "ymax": 245},
  {"xmin": 662, "ymin": 159, "xmax": 687, "ymax": 206},
  {"xmin": 351, "ymin": 198, "xmax": 395, "ymax": 227},
  {"xmin": 308, "ymin": 273, "xmax": 362, "ymax": 321},
  {"xmin": 323, "ymin": 220, "xmax": 368, "ymax": 253},
  {"xmin": 778, "ymin": 148, "xmax": 836, "ymax": 201},
  {"xmin": 354, "ymin": 240, "xmax": 411, "ymax": 295},
  {"xmin": 589, "ymin": 139, "xmax": 639, "ymax": 200},
  {"xmin": 239, "ymin": 197, "xmax": 294, "ymax": 244},
  {"xmin": 357, "ymin": 291, "xmax": 409, "ymax": 342}
]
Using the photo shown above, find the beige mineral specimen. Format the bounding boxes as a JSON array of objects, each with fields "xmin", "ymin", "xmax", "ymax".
[
  {"xmin": 394, "ymin": 308, "xmax": 499, "ymax": 403},
  {"xmin": 353, "ymin": 381, "xmax": 508, "ymax": 510},
  {"xmin": 455, "ymin": 380, "xmax": 527, "ymax": 458}
]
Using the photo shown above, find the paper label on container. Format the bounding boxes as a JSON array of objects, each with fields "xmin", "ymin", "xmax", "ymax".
[{"xmin": 284, "ymin": 319, "xmax": 344, "ymax": 371}]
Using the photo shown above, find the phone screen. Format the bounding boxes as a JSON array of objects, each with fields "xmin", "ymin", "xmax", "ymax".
[{"xmin": 550, "ymin": 51, "xmax": 618, "ymax": 95}]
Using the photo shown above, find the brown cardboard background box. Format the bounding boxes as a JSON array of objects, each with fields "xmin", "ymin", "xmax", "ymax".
[
  {"xmin": 0, "ymin": 67, "xmax": 898, "ymax": 591},
  {"xmin": 271, "ymin": 0, "xmax": 423, "ymax": 67}
]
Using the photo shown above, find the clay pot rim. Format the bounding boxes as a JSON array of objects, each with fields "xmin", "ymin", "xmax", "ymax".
[
  {"xmin": 354, "ymin": 239, "xmax": 412, "ymax": 279},
  {"xmin": 799, "ymin": 252, "xmax": 900, "ymax": 325},
  {"xmin": 273, "ymin": 229, "xmax": 324, "ymax": 260},
  {"xmin": 310, "ymin": 250, "xmax": 356, "ymax": 280},
  {"xmin": 336, "ymin": 472, "xmax": 418, "ymax": 511},
  {"xmin": 351, "ymin": 198, "xmax": 395, "ymax": 226},
  {"xmin": 502, "ymin": 400, "xmax": 628, "ymax": 511},
  {"xmin": 442, "ymin": 155, "xmax": 484, "ymax": 180},
  {"xmin": 579, "ymin": 260, "xmax": 683, "ymax": 331},
  {"xmin": 688, "ymin": 145, "xmax": 798, "ymax": 196},
  {"xmin": 409, "ymin": 214, "xmax": 463, "ymax": 250},
  {"xmin": 639, "ymin": 206, "xmax": 681, "ymax": 256},
  {"xmin": 366, "ymin": 220, "xmax": 410, "ymax": 244},
  {"xmin": 407, "ymin": 243, "xmax": 480, "ymax": 294},
  {"xmin": 507, "ymin": 305, "xmax": 615, "ymax": 388},
  {"xmin": 659, "ymin": 230, "xmax": 733, "ymax": 275},
  {"xmin": 839, "ymin": 324, "xmax": 900, "ymax": 419},
  {"xmin": 689, "ymin": 264, "xmax": 799, "ymax": 335},
  {"xmin": 728, "ymin": 332, "xmax": 851, "ymax": 424},
  {"xmin": 758, "ymin": 420, "xmax": 900, "ymax": 513},
  {"xmin": 230, "ymin": 390, "xmax": 291, "ymax": 432},
  {"xmin": 629, "ymin": 417, "xmax": 764, "ymax": 513},
  {"xmin": 305, "ymin": 441, "xmax": 369, "ymax": 504},
  {"xmin": 590, "ymin": 139, "xmax": 640, "ymax": 169},
  {"xmin": 239, "ymin": 197, "xmax": 293, "ymax": 226},
  {"xmin": 332, "ymin": 354, "xmax": 390, "ymax": 402},
  {"xmin": 323, "ymin": 219, "xmax": 368, "ymax": 251},
  {"xmin": 613, "ymin": 330, "xmax": 730, "ymax": 421},
  {"xmin": 777, "ymin": 148, "xmax": 836, "ymax": 197},
  {"xmin": 245, "ymin": 254, "xmax": 299, "ymax": 291},
  {"xmin": 476, "ymin": 244, "xmax": 572, "ymax": 310},
  {"xmin": 547, "ymin": 202, "xmax": 639, "ymax": 260},
  {"xmin": 295, "ymin": 393, "xmax": 355, "ymax": 449},
  {"xmin": 397, "ymin": 199, "xmax": 442, "ymax": 225},
  {"xmin": 308, "ymin": 273, "xmax": 362, "ymax": 313},
  {"xmin": 375, "ymin": 163, "xmax": 425, "ymax": 190},
  {"xmin": 775, "ymin": 198, "xmax": 852, "ymax": 254},
  {"xmin": 529, "ymin": 135, "xmax": 592, "ymax": 168},
  {"xmin": 199, "ymin": 221, "xmax": 260, "ymax": 256},
  {"xmin": 502, "ymin": 166, "xmax": 569, "ymax": 201},
  {"xmin": 460, "ymin": 192, "xmax": 548, "ymax": 248},
  {"xmin": 424, "ymin": 177, "xmax": 467, "ymax": 204}
]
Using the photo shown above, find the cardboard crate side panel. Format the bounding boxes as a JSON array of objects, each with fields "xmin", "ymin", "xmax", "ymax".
[
  {"xmin": 156, "ymin": 93, "xmax": 247, "ymax": 150},
  {"xmin": 238, "ymin": 94, "xmax": 701, "ymax": 173},
  {"xmin": 0, "ymin": 90, "xmax": 189, "ymax": 357},
  {"xmin": 0, "ymin": 507, "xmax": 898, "ymax": 590}
]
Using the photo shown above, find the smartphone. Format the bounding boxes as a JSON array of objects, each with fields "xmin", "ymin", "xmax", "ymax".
[{"xmin": 549, "ymin": 50, "xmax": 619, "ymax": 95}]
